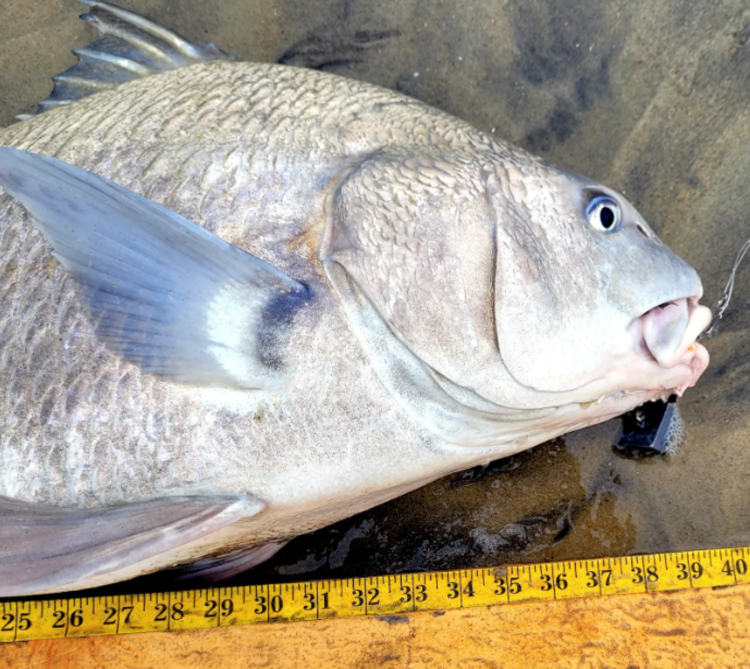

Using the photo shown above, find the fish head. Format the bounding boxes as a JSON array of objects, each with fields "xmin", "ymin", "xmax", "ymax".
[
  {"xmin": 326, "ymin": 147, "xmax": 710, "ymax": 447},
  {"xmin": 489, "ymin": 158, "xmax": 711, "ymax": 410}
]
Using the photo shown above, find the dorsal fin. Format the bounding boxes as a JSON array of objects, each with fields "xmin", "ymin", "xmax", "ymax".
[{"xmin": 18, "ymin": 0, "xmax": 236, "ymax": 120}]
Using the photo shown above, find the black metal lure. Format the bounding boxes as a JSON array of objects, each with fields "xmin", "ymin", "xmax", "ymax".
[{"xmin": 614, "ymin": 396, "xmax": 677, "ymax": 458}]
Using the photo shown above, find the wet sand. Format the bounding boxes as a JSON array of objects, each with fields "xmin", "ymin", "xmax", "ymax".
[{"xmin": 2, "ymin": 0, "xmax": 750, "ymax": 589}]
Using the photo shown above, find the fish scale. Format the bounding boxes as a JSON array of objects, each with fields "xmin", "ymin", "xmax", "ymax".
[
  {"xmin": 0, "ymin": 157, "xmax": 435, "ymax": 510},
  {"xmin": 0, "ymin": 2, "xmax": 711, "ymax": 594}
]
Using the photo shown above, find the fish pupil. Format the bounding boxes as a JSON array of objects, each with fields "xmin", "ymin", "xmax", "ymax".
[{"xmin": 600, "ymin": 206, "xmax": 615, "ymax": 229}]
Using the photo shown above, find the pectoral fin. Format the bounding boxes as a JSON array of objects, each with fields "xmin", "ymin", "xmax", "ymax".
[
  {"xmin": 0, "ymin": 494, "xmax": 263, "ymax": 596},
  {"xmin": 0, "ymin": 148, "xmax": 312, "ymax": 389}
]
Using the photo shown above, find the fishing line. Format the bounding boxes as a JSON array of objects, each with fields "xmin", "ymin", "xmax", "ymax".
[{"xmin": 700, "ymin": 236, "xmax": 750, "ymax": 339}]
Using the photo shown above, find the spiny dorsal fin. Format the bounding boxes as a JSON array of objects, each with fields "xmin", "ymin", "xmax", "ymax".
[{"xmin": 18, "ymin": 0, "xmax": 236, "ymax": 120}]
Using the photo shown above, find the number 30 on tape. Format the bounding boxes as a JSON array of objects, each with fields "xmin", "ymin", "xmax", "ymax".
[{"xmin": 2, "ymin": 547, "xmax": 749, "ymax": 643}]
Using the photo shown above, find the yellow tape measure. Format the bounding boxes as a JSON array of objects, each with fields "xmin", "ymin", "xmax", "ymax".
[{"xmin": 2, "ymin": 546, "xmax": 748, "ymax": 643}]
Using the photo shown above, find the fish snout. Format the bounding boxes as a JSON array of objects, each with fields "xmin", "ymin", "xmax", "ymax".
[{"xmin": 629, "ymin": 296, "xmax": 711, "ymax": 389}]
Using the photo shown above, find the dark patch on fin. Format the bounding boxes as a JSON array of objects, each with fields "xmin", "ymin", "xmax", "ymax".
[
  {"xmin": 0, "ymin": 148, "xmax": 312, "ymax": 389},
  {"xmin": 0, "ymin": 494, "xmax": 262, "ymax": 596},
  {"xmin": 20, "ymin": 0, "xmax": 236, "ymax": 119},
  {"xmin": 257, "ymin": 290, "xmax": 314, "ymax": 370}
]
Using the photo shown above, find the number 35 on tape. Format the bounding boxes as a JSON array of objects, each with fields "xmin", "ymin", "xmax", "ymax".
[{"xmin": 2, "ymin": 547, "xmax": 749, "ymax": 643}]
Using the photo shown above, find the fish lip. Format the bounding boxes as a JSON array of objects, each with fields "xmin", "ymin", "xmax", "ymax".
[
  {"xmin": 630, "ymin": 294, "xmax": 705, "ymax": 363},
  {"xmin": 627, "ymin": 293, "xmax": 711, "ymax": 395}
]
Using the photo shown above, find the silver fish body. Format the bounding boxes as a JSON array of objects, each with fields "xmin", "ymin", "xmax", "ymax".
[{"xmin": 0, "ymin": 14, "xmax": 710, "ymax": 594}]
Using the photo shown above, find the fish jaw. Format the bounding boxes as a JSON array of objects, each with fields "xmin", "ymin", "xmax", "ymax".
[
  {"xmin": 498, "ymin": 291, "xmax": 713, "ymax": 435},
  {"xmin": 625, "ymin": 295, "xmax": 711, "ymax": 397}
]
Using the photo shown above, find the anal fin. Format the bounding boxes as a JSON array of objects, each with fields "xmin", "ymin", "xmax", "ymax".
[
  {"xmin": 0, "ymin": 494, "xmax": 263, "ymax": 596},
  {"xmin": 170, "ymin": 543, "xmax": 288, "ymax": 583}
]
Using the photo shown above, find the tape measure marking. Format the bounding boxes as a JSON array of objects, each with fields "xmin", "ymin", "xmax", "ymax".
[{"xmin": 2, "ymin": 547, "xmax": 748, "ymax": 643}]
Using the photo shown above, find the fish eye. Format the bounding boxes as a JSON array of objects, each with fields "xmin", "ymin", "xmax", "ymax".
[{"xmin": 585, "ymin": 196, "xmax": 622, "ymax": 234}]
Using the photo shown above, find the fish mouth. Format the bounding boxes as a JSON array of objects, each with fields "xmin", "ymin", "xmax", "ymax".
[{"xmin": 628, "ymin": 295, "xmax": 711, "ymax": 395}]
